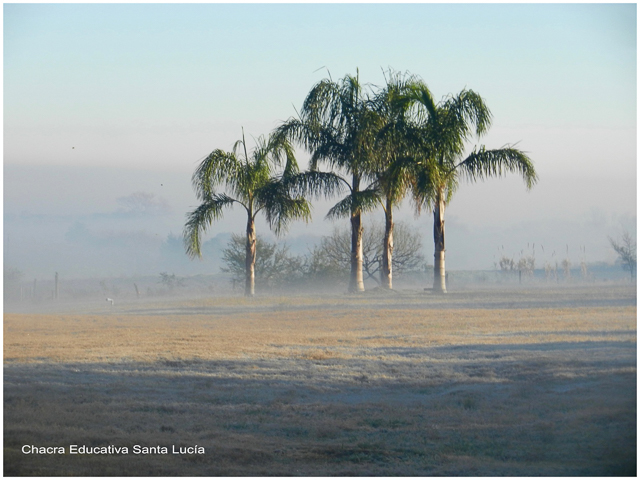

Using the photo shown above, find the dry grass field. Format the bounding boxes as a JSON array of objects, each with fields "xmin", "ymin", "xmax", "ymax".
[{"xmin": 4, "ymin": 284, "xmax": 637, "ymax": 476}]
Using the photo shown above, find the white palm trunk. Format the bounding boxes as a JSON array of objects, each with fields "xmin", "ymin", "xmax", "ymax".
[
  {"xmin": 245, "ymin": 218, "xmax": 256, "ymax": 297},
  {"xmin": 433, "ymin": 190, "xmax": 447, "ymax": 294},
  {"xmin": 349, "ymin": 212, "xmax": 365, "ymax": 293},
  {"xmin": 348, "ymin": 173, "xmax": 365, "ymax": 293}
]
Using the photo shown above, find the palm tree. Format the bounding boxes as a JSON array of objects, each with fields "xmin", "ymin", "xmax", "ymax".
[
  {"xmin": 369, "ymin": 70, "xmax": 417, "ymax": 289},
  {"xmin": 184, "ymin": 130, "xmax": 311, "ymax": 297},
  {"xmin": 407, "ymin": 82, "xmax": 538, "ymax": 293},
  {"xmin": 277, "ymin": 71, "xmax": 379, "ymax": 293}
]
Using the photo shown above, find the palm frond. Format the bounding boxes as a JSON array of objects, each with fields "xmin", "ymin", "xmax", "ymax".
[
  {"xmin": 268, "ymin": 197, "xmax": 312, "ymax": 236},
  {"xmin": 265, "ymin": 131, "xmax": 305, "ymax": 184},
  {"xmin": 309, "ymin": 129, "xmax": 351, "ymax": 171},
  {"xmin": 191, "ymin": 150, "xmax": 240, "ymax": 201},
  {"xmin": 458, "ymin": 89, "xmax": 493, "ymax": 137},
  {"xmin": 301, "ymin": 79, "xmax": 340, "ymax": 126},
  {"xmin": 410, "ymin": 165, "xmax": 437, "ymax": 213},
  {"xmin": 224, "ymin": 138, "xmax": 273, "ymax": 203},
  {"xmin": 325, "ymin": 194, "xmax": 354, "ymax": 220},
  {"xmin": 406, "ymin": 81, "xmax": 438, "ymax": 123},
  {"xmin": 441, "ymin": 89, "xmax": 493, "ymax": 142},
  {"xmin": 256, "ymin": 180, "xmax": 312, "ymax": 236},
  {"xmin": 251, "ymin": 135, "xmax": 275, "ymax": 174},
  {"xmin": 183, "ymin": 194, "xmax": 237, "ymax": 258},
  {"xmin": 325, "ymin": 188, "xmax": 380, "ymax": 220},
  {"xmin": 373, "ymin": 154, "xmax": 415, "ymax": 204},
  {"xmin": 353, "ymin": 187, "xmax": 383, "ymax": 213},
  {"xmin": 456, "ymin": 146, "xmax": 538, "ymax": 189},
  {"xmin": 275, "ymin": 117, "xmax": 324, "ymax": 154},
  {"xmin": 284, "ymin": 170, "xmax": 347, "ymax": 199}
]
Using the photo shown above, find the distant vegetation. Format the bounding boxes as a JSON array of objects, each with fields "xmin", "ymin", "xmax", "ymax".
[
  {"xmin": 185, "ymin": 69, "xmax": 536, "ymax": 296},
  {"xmin": 609, "ymin": 229, "xmax": 637, "ymax": 280}
]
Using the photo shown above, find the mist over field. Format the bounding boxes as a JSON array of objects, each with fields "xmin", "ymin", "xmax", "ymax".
[{"xmin": 3, "ymin": 162, "xmax": 636, "ymax": 282}]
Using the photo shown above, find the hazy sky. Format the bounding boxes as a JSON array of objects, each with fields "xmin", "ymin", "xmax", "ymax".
[{"xmin": 3, "ymin": 3, "xmax": 637, "ymax": 276}]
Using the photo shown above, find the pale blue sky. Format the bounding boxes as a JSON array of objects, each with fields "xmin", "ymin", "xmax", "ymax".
[
  {"xmin": 3, "ymin": 3, "xmax": 637, "ymax": 275},
  {"xmin": 5, "ymin": 3, "xmax": 636, "ymax": 164}
]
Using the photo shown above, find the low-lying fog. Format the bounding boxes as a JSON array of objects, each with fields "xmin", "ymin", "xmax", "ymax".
[{"xmin": 3, "ymin": 162, "xmax": 635, "ymax": 292}]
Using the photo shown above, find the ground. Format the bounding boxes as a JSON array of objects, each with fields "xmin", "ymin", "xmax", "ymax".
[{"xmin": 3, "ymin": 284, "xmax": 637, "ymax": 476}]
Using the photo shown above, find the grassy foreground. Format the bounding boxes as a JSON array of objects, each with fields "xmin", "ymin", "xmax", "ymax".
[{"xmin": 4, "ymin": 285, "xmax": 637, "ymax": 475}]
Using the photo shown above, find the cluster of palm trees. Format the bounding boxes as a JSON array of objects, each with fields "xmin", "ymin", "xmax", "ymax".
[{"xmin": 184, "ymin": 69, "xmax": 538, "ymax": 297}]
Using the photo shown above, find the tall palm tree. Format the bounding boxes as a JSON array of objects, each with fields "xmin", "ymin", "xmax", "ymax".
[
  {"xmin": 184, "ymin": 130, "xmax": 311, "ymax": 297},
  {"xmin": 369, "ymin": 70, "xmax": 417, "ymax": 289},
  {"xmin": 277, "ymin": 71, "xmax": 379, "ymax": 293},
  {"xmin": 407, "ymin": 82, "xmax": 538, "ymax": 293}
]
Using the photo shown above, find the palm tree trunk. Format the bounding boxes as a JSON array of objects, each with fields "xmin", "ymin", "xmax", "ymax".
[
  {"xmin": 348, "ymin": 173, "xmax": 365, "ymax": 293},
  {"xmin": 433, "ymin": 189, "xmax": 447, "ymax": 294},
  {"xmin": 245, "ymin": 217, "xmax": 256, "ymax": 297},
  {"xmin": 349, "ymin": 212, "xmax": 365, "ymax": 293},
  {"xmin": 381, "ymin": 198, "xmax": 393, "ymax": 289}
]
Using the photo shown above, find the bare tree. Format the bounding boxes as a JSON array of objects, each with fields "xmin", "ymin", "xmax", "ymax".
[
  {"xmin": 316, "ymin": 221, "xmax": 426, "ymax": 285},
  {"xmin": 609, "ymin": 230, "xmax": 637, "ymax": 281},
  {"xmin": 544, "ymin": 261, "xmax": 558, "ymax": 283},
  {"xmin": 517, "ymin": 256, "xmax": 535, "ymax": 279},
  {"xmin": 221, "ymin": 234, "xmax": 304, "ymax": 290}
]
